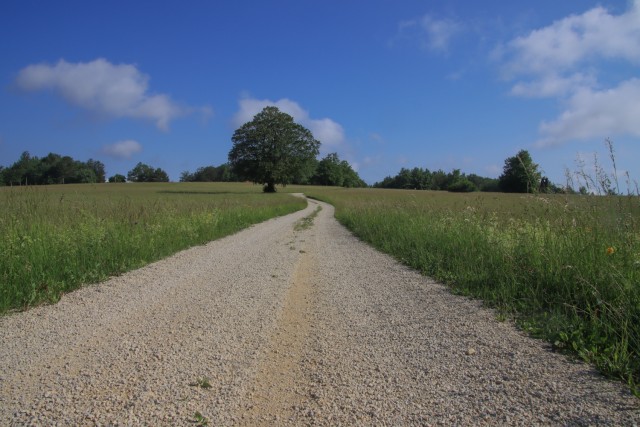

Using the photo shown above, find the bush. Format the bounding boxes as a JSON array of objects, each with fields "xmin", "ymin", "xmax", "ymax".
[{"xmin": 448, "ymin": 179, "xmax": 477, "ymax": 192}]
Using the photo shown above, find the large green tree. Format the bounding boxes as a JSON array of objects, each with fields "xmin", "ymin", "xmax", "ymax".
[
  {"xmin": 498, "ymin": 149, "xmax": 541, "ymax": 193},
  {"xmin": 229, "ymin": 106, "xmax": 320, "ymax": 192}
]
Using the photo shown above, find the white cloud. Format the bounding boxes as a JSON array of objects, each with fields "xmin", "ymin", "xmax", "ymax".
[
  {"xmin": 395, "ymin": 15, "xmax": 461, "ymax": 53},
  {"xmin": 101, "ymin": 139, "xmax": 143, "ymax": 159},
  {"xmin": 509, "ymin": 72, "xmax": 596, "ymax": 98},
  {"xmin": 419, "ymin": 15, "xmax": 461, "ymax": 52},
  {"xmin": 498, "ymin": 1, "xmax": 640, "ymax": 145},
  {"xmin": 503, "ymin": 3, "xmax": 640, "ymax": 77},
  {"xmin": 233, "ymin": 97, "xmax": 346, "ymax": 147},
  {"xmin": 15, "ymin": 58, "xmax": 203, "ymax": 130},
  {"xmin": 536, "ymin": 79, "xmax": 640, "ymax": 146}
]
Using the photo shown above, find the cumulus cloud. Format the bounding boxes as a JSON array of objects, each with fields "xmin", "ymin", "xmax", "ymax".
[
  {"xmin": 233, "ymin": 97, "xmax": 346, "ymax": 147},
  {"xmin": 501, "ymin": 3, "xmax": 640, "ymax": 77},
  {"xmin": 498, "ymin": 1, "xmax": 640, "ymax": 145},
  {"xmin": 509, "ymin": 72, "xmax": 597, "ymax": 98},
  {"xmin": 536, "ymin": 79, "xmax": 640, "ymax": 146},
  {"xmin": 101, "ymin": 139, "xmax": 143, "ymax": 159},
  {"xmin": 394, "ymin": 14, "xmax": 461, "ymax": 53},
  {"xmin": 14, "ymin": 58, "xmax": 205, "ymax": 130}
]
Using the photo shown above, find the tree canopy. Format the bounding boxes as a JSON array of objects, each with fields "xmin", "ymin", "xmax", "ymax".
[
  {"xmin": 498, "ymin": 150, "xmax": 541, "ymax": 193},
  {"xmin": 310, "ymin": 152, "xmax": 367, "ymax": 188},
  {"xmin": 374, "ymin": 167, "xmax": 499, "ymax": 192},
  {"xmin": 180, "ymin": 163, "xmax": 240, "ymax": 183},
  {"xmin": 0, "ymin": 151, "xmax": 105, "ymax": 185},
  {"xmin": 228, "ymin": 106, "xmax": 320, "ymax": 192},
  {"xmin": 127, "ymin": 162, "xmax": 169, "ymax": 182}
]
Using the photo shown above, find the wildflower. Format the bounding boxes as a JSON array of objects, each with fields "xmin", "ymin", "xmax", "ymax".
[{"xmin": 606, "ymin": 246, "xmax": 615, "ymax": 255}]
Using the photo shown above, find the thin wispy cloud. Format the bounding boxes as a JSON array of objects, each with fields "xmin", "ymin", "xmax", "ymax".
[
  {"xmin": 101, "ymin": 139, "xmax": 143, "ymax": 159},
  {"xmin": 15, "ymin": 58, "xmax": 210, "ymax": 131},
  {"xmin": 496, "ymin": 1, "xmax": 640, "ymax": 146},
  {"xmin": 233, "ymin": 97, "xmax": 346, "ymax": 148},
  {"xmin": 393, "ymin": 14, "xmax": 462, "ymax": 53}
]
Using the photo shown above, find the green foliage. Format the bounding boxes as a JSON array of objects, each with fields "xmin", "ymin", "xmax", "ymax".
[
  {"xmin": 127, "ymin": 162, "xmax": 170, "ymax": 182},
  {"xmin": 374, "ymin": 167, "xmax": 497, "ymax": 191},
  {"xmin": 0, "ymin": 182, "xmax": 305, "ymax": 314},
  {"xmin": 310, "ymin": 152, "xmax": 366, "ymax": 188},
  {"xmin": 193, "ymin": 411, "xmax": 209, "ymax": 426},
  {"xmin": 189, "ymin": 377, "xmax": 212, "ymax": 389},
  {"xmin": 499, "ymin": 149, "xmax": 542, "ymax": 193},
  {"xmin": 294, "ymin": 205, "xmax": 322, "ymax": 231},
  {"xmin": 1, "ymin": 151, "xmax": 106, "ymax": 185},
  {"xmin": 180, "ymin": 163, "xmax": 240, "ymax": 183},
  {"xmin": 108, "ymin": 174, "xmax": 127, "ymax": 183},
  {"xmin": 304, "ymin": 186, "xmax": 640, "ymax": 393},
  {"xmin": 229, "ymin": 106, "xmax": 320, "ymax": 192},
  {"xmin": 447, "ymin": 178, "xmax": 477, "ymax": 192}
]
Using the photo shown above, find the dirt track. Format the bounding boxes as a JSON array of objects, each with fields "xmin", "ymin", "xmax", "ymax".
[{"xmin": 1, "ymin": 196, "xmax": 639, "ymax": 425}]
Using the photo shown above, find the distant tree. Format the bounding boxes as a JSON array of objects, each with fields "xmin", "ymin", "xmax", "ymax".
[
  {"xmin": 108, "ymin": 174, "xmax": 127, "ymax": 183},
  {"xmin": 86, "ymin": 159, "xmax": 106, "ymax": 183},
  {"xmin": 179, "ymin": 171, "xmax": 194, "ymax": 182},
  {"xmin": 229, "ymin": 106, "xmax": 320, "ymax": 192},
  {"xmin": 0, "ymin": 166, "xmax": 5, "ymax": 186},
  {"xmin": 467, "ymin": 174, "xmax": 500, "ymax": 192},
  {"xmin": 1, "ymin": 151, "xmax": 114, "ymax": 185},
  {"xmin": 127, "ymin": 162, "xmax": 169, "ymax": 182},
  {"xmin": 309, "ymin": 153, "xmax": 366, "ymax": 187},
  {"xmin": 179, "ymin": 163, "xmax": 241, "ymax": 183},
  {"xmin": 499, "ymin": 150, "xmax": 541, "ymax": 193},
  {"xmin": 75, "ymin": 166, "xmax": 97, "ymax": 183},
  {"xmin": 375, "ymin": 167, "xmax": 497, "ymax": 192},
  {"xmin": 447, "ymin": 178, "xmax": 477, "ymax": 192},
  {"xmin": 430, "ymin": 169, "xmax": 449, "ymax": 190}
]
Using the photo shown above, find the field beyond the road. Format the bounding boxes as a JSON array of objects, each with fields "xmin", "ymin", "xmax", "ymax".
[
  {"xmin": 0, "ymin": 182, "xmax": 305, "ymax": 314},
  {"xmin": 301, "ymin": 186, "xmax": 640, "ymax": 393}
]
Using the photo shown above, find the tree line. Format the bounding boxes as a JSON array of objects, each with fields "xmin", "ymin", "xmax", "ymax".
[
  {"xmin": 0, "ymin": 108, "xmax": 577, "ymax": 194},
  {"xmin": 181, "ymin": 152, "xmax": 366, "ymax": 188},
  {"xmin": 375, "ymin": 150, "xmax": 567, "ymax": 194},
  {"xmin": 0, "ymin": 152, "xmax": 170, "ymax": 185},
  {"xmin": 0, "ymin": 151, "xmax": 106, "ymax": 185},
  {"xmin": 374, "ymin": 167, "xmax": 500, "ymax": 192}
]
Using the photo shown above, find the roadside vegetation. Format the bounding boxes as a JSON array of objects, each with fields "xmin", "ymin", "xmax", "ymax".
[
  {"xmin": 302, "ymin": 183, "xmax": 640, "ymax": 394},
  {"xmin": 0, "ymin": 182, "xmax": 305, "ymax": 314}
]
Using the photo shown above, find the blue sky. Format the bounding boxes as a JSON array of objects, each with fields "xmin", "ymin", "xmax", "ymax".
[{"xmin": 1, "ymin": 0, "xmax": 639, "ymax": 187}]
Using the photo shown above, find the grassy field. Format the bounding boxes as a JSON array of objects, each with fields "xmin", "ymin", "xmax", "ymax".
[
  {"xmin": 0, "ymin": 182, "xmax": 305, "ymax": 314},
  {"xmin": 300, "ymin": 186, "xmax": 640, "ymax": 393}
]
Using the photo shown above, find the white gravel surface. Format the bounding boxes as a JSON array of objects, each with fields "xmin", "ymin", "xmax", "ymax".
[{"xmin": 1, "ymin": 196, "xmax": 639, "ymax": 426}]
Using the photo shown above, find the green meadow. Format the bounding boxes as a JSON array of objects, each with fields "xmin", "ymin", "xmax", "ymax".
[
  {"xmin": 301, "ymin": 186, "xmax": 640, "ymax": 393},
  {"xmin": 0, "ymin": 182, "xmax": 305, "ymax": 313}
]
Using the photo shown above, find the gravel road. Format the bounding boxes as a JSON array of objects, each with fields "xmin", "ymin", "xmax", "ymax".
[{"xmin": 1, "ymin": 196, "xmax": 639, "ymax": 425}]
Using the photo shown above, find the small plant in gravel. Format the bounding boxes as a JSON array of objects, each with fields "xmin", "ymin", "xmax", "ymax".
[
  {"xmin": 294, "ymin": 205, "xmax": 322, "ymax": 231},
  {"xmin": 189, "ymin": 377, "xmax": 212, "ymax": 389},
  {"xmin": 192, "ymin": 411, "xmax": 209, "ymax": 426}
]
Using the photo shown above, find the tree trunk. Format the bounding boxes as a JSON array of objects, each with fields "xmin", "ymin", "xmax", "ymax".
[{"xmin": 264, "ymin": 182, "xmax": 276, "ymax": 193}]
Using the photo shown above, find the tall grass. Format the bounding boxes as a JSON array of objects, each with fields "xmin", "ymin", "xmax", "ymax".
[
  {"xmin": 302, "ymin": 186, "xmax": 640, "ymax": 393},
  {"xmin": 0, "ymin": 182, "xmax": 305, "ymax": 313}
]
